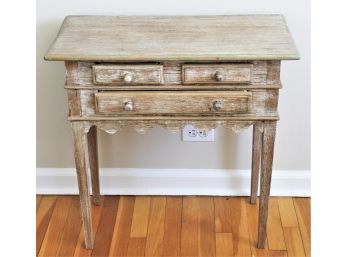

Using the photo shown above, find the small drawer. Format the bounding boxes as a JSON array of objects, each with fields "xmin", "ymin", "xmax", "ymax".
[
  {"xmin": 92, "ymin": 64, "xmax": 163, "ymax": 85},
  {"xmin": 182, "ymin": 64, "xmax": 253, "ymax": 84},
  {"xmin": 95, "ymin": 91, "xmax": 252, "ymax": 115}
]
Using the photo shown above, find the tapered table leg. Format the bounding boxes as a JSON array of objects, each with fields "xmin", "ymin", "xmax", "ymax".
[
  {"xmin": 257, "ymin": 121, "xmax": 277, "ymax": 248},
  {"xmin": 250, "ymin": 122, "xmax": 263, "ymax": 204},
  {"xmin": 87, "ymin": 125, "xmax": 101, "ymax": 205},
  {"xmin": 71, "ymin": 122, "xmax": 94, "ymax": 249}
]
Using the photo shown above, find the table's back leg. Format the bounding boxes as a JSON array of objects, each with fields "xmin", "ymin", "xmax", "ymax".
[
  {"xmin": 71, "ymin": 122, "xmax": 94, "ymax": 249},
  {"xmin": 257, "ymin": 121, "xmax": 277, "ymax": 248},
  {"xmin": 87, "ymin": 125, "xmax": 101, "ymax": 205},
  {"xmin": 250, "ymin": 122, "xmax": 263, "ymax": 204}
]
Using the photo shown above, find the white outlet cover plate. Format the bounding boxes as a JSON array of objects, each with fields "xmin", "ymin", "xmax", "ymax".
[{"xmin": 182, "ymin": 125, "xmax": 215, "ymax": 142}]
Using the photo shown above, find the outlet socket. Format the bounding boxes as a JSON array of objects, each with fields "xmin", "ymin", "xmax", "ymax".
[{"xmin": 182, "ymin": 125, "xmax": 215, "ymax": 142}]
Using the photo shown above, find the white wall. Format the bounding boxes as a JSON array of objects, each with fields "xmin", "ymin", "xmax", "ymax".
[{"xmin": 36, "ymin": 0, "xmax": 310, "ymax": 170}]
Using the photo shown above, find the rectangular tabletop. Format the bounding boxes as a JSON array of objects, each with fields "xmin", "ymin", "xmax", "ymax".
[{"xmin": 45, "ymin": 15, "xmax": 299, "ymax": 61}]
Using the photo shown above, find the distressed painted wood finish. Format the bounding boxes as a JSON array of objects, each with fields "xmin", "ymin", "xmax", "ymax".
[
  {"xmin": 64, "ymin": 61, "xmax": 280, "ymax": 88},
  {"xmin": 93, "ymin": 64, "xmax": 163, "ymax": 85},
  {"xmin": 71, "ymin": 122, "xmax": 93, "ymax": 249},
  {"xmin": 182, "ymin": 63, "xmax": 253, "ymax": 84},
  {"xmin": 250, "ymin": 121, "xmax": 263, "ymax": 204},
  {"xmin": 46, "ymin": 15, "xmax": 299, "ymax": 251},
  {"xmin": 87, "ymin": 126, "xmax": 100, "ymax": 205},
  {"xmin": 75, "ymin": 88, "xmax": 278, "ymax": 118},
  {"xmin": 258, "ymin": 121, "xmax": 277, "ymax": 248},
  {"xmin": 45, "ymin": 15, "xmax": 299, "ymax": 61},
  {"xmin": 95, "ymin": 91, "xmax": 252, "ymax": 115}
]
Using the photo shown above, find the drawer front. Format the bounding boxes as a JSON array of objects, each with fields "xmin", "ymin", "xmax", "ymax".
[
  {"xmin": 182, "ymin": 64, "xmax": 253, "ymax": 84},
  {"xmin": 95, "ymin": 91, "xmax": 252, "ymax": 115},
  {"xmin": 93, "ymin": 65, "xmax": 163, "ymax": 85}
]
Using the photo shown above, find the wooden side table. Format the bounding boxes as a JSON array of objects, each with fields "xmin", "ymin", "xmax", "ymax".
[{"xmin": 45, "ymin": 15, "xmax": 299, "ymax": 249}]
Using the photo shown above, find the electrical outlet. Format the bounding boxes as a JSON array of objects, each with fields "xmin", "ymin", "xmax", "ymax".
[{"xmin": 182, "ymin": 125, "xmax": 215, "ymax": 141}]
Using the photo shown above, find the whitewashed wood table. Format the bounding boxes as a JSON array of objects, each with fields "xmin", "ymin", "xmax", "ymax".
[{"xmin": 45, "ymin": 15, "xmax": 299, "ymax": 249}]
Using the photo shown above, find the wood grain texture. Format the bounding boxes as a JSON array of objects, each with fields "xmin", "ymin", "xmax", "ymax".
[
  {"xmin": 45, "ymin": 15, "xmax": 299, "ymax": 61},
  {"xmin": 130, "ymin": 196, "xmax": 151, "ymax": 238},
  {"xmin": 145, "ymin": 196, "xmax": 167, "ymax": 256},
  {"xmin": 215, "ymin": 233, "xmax": 233, "ymax": 257},
  {"xmin": 36, "ymin": 196, "xmax": 57, "ymax": 255},
  {"xmin": 250, "ymin": 122, "xmax": 263, "ymax": 204},
  {"xmin": 293, "ymin": 198, "xmax": 311, "ymax": 257},
  {"xmin": 198, "ymin": 197, "xmax": 215, "ymax": 256},
  {"xmin": 93, "ymin": 64, "xmax": 163, "ymax": 85},
  {"xmin": 230, "ymin": 197, "xmax": 252, "ymax": 256},
  {"xmin": 109, "ymin": 196, "xmax": 136, "ymax": 256},
  {"xmin": 182, "ymin": 64, "xmax": 253, "ymax": 84},
  {"xmin": 214, "ymin": 197, "xmax": 232, "ymax": 233},
  {"xmin": 56, "ymin": 196, "xmax": 82, "ymax": 257},
  {"xmin": 95, "ymin": 91, "xmax": 252, "ymax": 115},
  {"xmin": 127, "ymin": 238, "xmax": 146, "ymax": 257},
  {"xmin": 283, "ymin": 228, "xmax": 306, "ymax": 257},
  {"xmin": 258, "ymin": 121, "xmax": 277, "ymax": 248},
  {"xmin": 181, "ymin": 197, "xmax": 199, "ymax": 256},
  {"xmin": 163, "ymin": 196, "xmax": 183, "ymax": 257},
  {"xmin": 63, "ymin": 61, "xmax": 277, "ymax": 88},
  {"xmin": 91, "ymin": 196, "xmax": 119, "ymax": 257},
  {"xmin": 244, "ymin": 198, "xmax": 270, "ymax": 257},
  {"xmin": 38, "ymin": 196, "xmax": 73, "ymax": 256},
  {"xmin": 278, "ymin": 198, "xmax": 299, "ymax": 227},
  {"xmin": 37, "ymin": 196, "xmax": 310, "ymax": 257},
  {"xmin": 36, "ymin": 195, "xmax": 42, "ymax": 211},
  {"xmin": 71, "ymin": 122, "xmax": 93, "ymax": 249},
  {"xmin": 278, "ymin": 198, "xmax": 306, "ymax": 257},
  {"xmin": 74, "ymin": 196, "xmax": 105, "ymax": 257},
  {"xmin": 87, "ymin": 125, "xmax": 100, "ymax": 205},
  {"xmin": 267, "ymin": 198, "xmax": 287, "ymax": 250},
  {"xmin": 46, "ymin": 15, "xmax": 299, "ymax": 253}
]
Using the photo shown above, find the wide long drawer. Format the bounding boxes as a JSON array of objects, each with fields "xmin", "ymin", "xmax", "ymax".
[{"xmin": 95, "ymin": 91, "xmax": 252, "ymax": 115}]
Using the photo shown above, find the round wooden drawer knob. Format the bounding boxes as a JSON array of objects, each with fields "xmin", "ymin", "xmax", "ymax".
[
  {"xmin": 214, "ymin": 71, "xmax": 224, "ymax": 81},
  {"xmin": 213, "ymin": 100, "xmax": 224, "ymax": 111},
  {"xmin": 123, "ymin": 72, "xmax": 134, "ymax": 83},
  {"xmin": 124, "ymin": 101, "xmax": 133, "ymax": 111}
]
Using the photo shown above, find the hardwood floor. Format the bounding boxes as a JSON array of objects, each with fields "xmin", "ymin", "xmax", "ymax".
[{"xmin": 36, "ymin": 196, "xmax": 310, "ymax": 257}]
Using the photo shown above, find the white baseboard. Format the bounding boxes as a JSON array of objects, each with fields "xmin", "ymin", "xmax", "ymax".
[{"xmin": 36, "ymin": 168, "xmax": 310, "ymax": 196}]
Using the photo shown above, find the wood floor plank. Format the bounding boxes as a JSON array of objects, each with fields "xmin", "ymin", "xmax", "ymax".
[
  {"xmin": 181, "ymin": 196, "xmax": 199, "ymax": 256},
  {"xmin": 198, "ymin": 197, "xmax": 215, "ymax": 256},
  {"xmin": 278, "ymin": 198, "xmax": 298, "ymax": 227},
  {"xmin": 267, "ymin": 198, "xmax": 287, "ymax": 250},
  {"xmin": 36, "ymin": 196, "xmax": 57, "ymax": 256},
  {"xmin": 283, "ymin": 227, "xmax": 306, "ymax": 257},
  {"xmin": 230, "ymin": 197, "xmax": 252, "ymax": 257},
  {"xmin": 244, "ymin": 198, "xmax": 270, "ymax": 257},
  {"xmin": 216, "ymin": 233, "xmax": 233, "ymax": 257},
  {"xmin": 56, "ymin": 196, "xmax": 82, "ymax": 256},
  {"xmin": 91, "ymin": 196, "xmax": 120, "ymax": 257},
  {"xmin": 145, "ymin": 196, "xmax": 167, "ymax": 256},
  {"xmin": 130, "ymin": 196, "xmax": 151, "ymax": 238},
  {"xmin": 127, "ymin": 238, "xmax": 146, "ymax": 257},
  {"xmin": 163, "ymin": 196, "xmax": 182, "ymax": 257},
  {"xmin": 74, "ymin": 197, "xmax": 105, "ymax": 257},
  {"xmin": 293, "ymin": 198, "xmax": 311, "ymax": 257},
  {"xmin": 36, "ymin": 195, "xmax": 42, "ymax": 211},
  {"xmin": 109, "ymin": 196, "xmax": 136, "ymax": 256},
  {"xmin": 38, "ymin": 196, "xmax": 73, "ymax": 257},
  {"xmin": 269, "ymin": 250, "xmax": 288, "ymax": 257},
  {"xmin": 214, "ymin": 197, "xmax": 232, "ymax": 233}
]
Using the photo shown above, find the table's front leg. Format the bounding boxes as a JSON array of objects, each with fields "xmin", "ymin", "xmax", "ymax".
[
  {"xmin": 71, "ymin": 122, "xmax": 94, "ymax": 249},
  {"xmin": 87, "ymin": 125, "xmax": 101, "ymax": 205},
  {"xmin": 250, "ymin": 121, "xmax": 263, "ymax": 204},
  {"xmin": 257, "ymin": 121, "xmax": 277, "ymax": 248}
]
